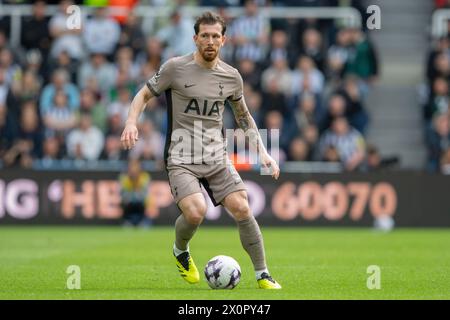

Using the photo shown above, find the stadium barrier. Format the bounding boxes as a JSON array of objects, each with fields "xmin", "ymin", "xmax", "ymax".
[{"xmin": 0, "ymin": 169, "xmax": 449, "ymax": 227}]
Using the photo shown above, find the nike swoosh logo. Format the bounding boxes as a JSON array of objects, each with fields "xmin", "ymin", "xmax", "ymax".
[{"xmin": 184, "ymin": 84, "xmax": 196, "ymax": 88}]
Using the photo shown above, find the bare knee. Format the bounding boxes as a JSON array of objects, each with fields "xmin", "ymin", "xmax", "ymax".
[
  {"xmin": 180, "ymin": 197, "xmax": 207, "ymax": 225},
  {"xmin": 225, "ymin": 192, "xmax": 251, "ymax": 221},
  {"xmin": 184, "ymin": 210, "xmax": 205, "ymax": 225},
  {"xmin": 232, "ymin": 203, "xmax": 251, "ymax": 221}
]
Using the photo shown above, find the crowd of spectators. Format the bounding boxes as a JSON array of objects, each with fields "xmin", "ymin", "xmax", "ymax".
[
  {"xmin": 422, "ymin": 0, "xmax": 450, "ymax": 173},
  {"xmin": 0, "ymin": 0, "xmax": 380, "ymax": 172}
]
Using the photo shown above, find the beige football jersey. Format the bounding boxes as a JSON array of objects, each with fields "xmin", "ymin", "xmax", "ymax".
[{"xmin": 146, "ymin": 53, "xmax": 243, "ymax": 166}]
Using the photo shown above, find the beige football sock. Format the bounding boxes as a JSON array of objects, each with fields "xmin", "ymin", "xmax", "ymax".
[
  {"xmin": 174, "ymin": 214, "xmax": 199, "ymax": 252},
  {"xmin": 237, "ymin": 216, "xmax": 267, "ymax": 271}
]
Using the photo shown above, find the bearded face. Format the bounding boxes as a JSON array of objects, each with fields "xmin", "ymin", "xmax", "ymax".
[
  {"xmin": 194, "ymin": 23, "xmax": 225, "ymax": 62},
  {"xmin": 200, "ymin": 44, "xmax": 219, "ymax": 62}
]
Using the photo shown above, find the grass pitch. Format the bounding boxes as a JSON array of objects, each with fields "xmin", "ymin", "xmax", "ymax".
[{"xmin": 0, "ymin": 226, "xmax": 449, "ymax": 300}]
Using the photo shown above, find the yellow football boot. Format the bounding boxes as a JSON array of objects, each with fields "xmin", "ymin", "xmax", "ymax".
[
  {"xmin": 257, "ymin": 272, "xmax": 282, "ymax": 289},
  {"xmin": 174, "ymin": 252, "xmax": 200, "ymax": 284}
]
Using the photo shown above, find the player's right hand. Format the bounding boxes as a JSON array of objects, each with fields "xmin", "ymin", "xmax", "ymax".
[
  {"xmin": 121, "ymin": 123, "xmax": 139, "ymax": 150},
  {"xmin": 260, "ymin": 152, "xmax": 280, "ymax": 180}
]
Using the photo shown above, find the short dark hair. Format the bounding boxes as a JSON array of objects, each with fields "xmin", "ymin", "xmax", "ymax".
[{"xmin": 194, "ymin": 11, "xmax": 227, "ymax": 36}]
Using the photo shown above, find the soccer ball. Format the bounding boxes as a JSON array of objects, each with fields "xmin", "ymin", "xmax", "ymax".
[{"xmin": 204, "ymin": 255, "xmax": 241, "ymax": 289}]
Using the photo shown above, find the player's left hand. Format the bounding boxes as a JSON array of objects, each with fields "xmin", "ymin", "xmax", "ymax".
[{"xmin": 260, "ymin": 152, "xmax": 280, "ymax": 180}]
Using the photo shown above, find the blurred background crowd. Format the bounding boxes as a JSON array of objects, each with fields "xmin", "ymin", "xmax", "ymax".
[
  {"xmin": 0, "ymin": 0, "xmax": 392, "ymax": 172},
  {"xmin": 422, "ymin": 0, "xmax": 450, "ymax": 173}
]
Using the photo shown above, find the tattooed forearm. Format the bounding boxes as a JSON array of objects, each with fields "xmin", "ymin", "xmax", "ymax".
[
  {"xmin": 230, "ymin": 98, "xmax": 267, "ymax": 155},
  {"xmin": 238, "ymin": 118, "xmax": 250, "ymax": 131},
  {"xmin": 229, "ymin": 98, "xmax": 256, "ymax": 131}
]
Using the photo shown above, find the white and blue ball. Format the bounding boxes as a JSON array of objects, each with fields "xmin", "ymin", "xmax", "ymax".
[{"xmin": 204, "ymin": 255, "xmax": 241, "ymax": 289}]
